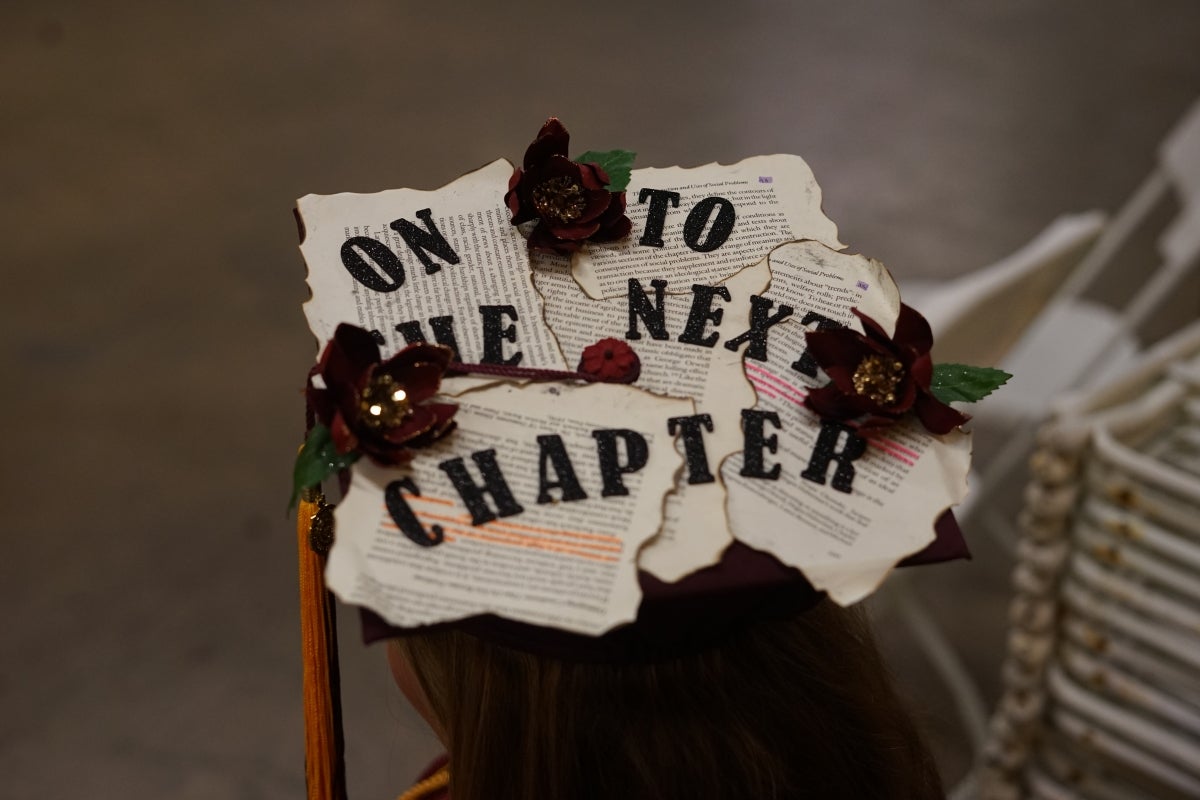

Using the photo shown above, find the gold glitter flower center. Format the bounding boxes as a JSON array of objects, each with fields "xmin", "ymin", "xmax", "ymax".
[
  {"xmin": 359, "ymin": 373, "xmax": 411, "ymax": 429},
  {"xmin": 532, "ymin": 176, "xmax": 587, "ymax": 224},
  {"xmin": 852, "ymin": 354, "xmax": 905, "ymax": 405}
]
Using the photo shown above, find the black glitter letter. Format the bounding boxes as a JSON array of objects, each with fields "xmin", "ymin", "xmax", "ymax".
[
  {"xmin": 682, "ymin": 196, "xmax": 735, "ymax": 252},
  {"xmin": 439, "ymin": 449, "xmax": 525, "ymax": 525},
  {"xmin": 384, "ymin": 477, "xmax": 445, "ymax": 547},
  {"xmin": 390, "ymin": 208, "xmax": 461, "ymax": 275},
  {"xmin": 394, "ymin": 321, "xmax": 425, "ymax": 345},
  {"xmin": 340, "ymin": 237, "xmax": 405, "ymax": 292},
  {"xmin": 535, "ymin": 435, "xmax": 589, "ymax": 504},
  {"xmin": 480, "ymin": 305, "xmax": 523, "ymax": 366},
  {"xmin": 668, "ymin": 414, "xmax": 716, "ymax": 484},
  {"xmin": 677, "ymin": 284, "xmax": 731, "ymax": 348},
  {"xmin": 740, "ymin": 409, "xmax": 782, "ymax": 480},
  {"xmin": 592, "ymin": 429, "xmax": 650, "ymax": 497},
  {"xmin": 394, "ymin": 315, "xmax": 462, "ymax": 360},
  {"xmin": 800, "ymin": 421, "xmax": 867, "ymax": 494},
  {"xmin": 723, "ymin": 295, "xmax": 794, "ymax": 361},
  {"xmin": 637, "ymin": 188, "xmax": 681, "ymax": 248},
  {"xmin": 626, "ymin": 278, "xmax": 670, "ymax": 341},
  {"xmin": 791, "ymin": 311, "xmax": 844, "ymax": 377}
]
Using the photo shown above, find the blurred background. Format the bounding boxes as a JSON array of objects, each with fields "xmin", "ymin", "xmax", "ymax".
[{"xmin": 3, "ymin": 2, "xmax": 1199, "ymax": 797}]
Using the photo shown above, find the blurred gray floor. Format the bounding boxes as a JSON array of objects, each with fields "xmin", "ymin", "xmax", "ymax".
[{"xmin": 3, "ymin": 2, "xmax": 1199, "ymax": 798}]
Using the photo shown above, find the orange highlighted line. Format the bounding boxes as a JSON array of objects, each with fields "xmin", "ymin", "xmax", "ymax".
[
  {"xmin": 444, "ymin": 525, "xmax": 619, "ymax": 563},
  {"xmin": 384, "ymin": 496, "xmax": 622, "ymax": 546},
  {"xmin": 401, "ymin": 494, "xmax": 456, "ymax": 507},
  {"xmin": 477, "ymin": 515, "xmax": 621, "ymax": 545},
  {"xmin": 382, "ymin": 520, "xmax": 618, "ymax": 563},
  {"xmin": 380, "ymin": 495, "xmax": 624, "ymax": 547},
  {"xmin": 416, "ymin": 511, "xmax": 622, "ymax": 553}
]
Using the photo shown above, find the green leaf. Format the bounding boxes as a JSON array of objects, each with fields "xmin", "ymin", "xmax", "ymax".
[
  {"xmin": 287, "ymin": 424, "xmax": 361, "ymax": 513},
  {"xmin": 930, "ymin": 363, "xmax": 1013, "ymax": 404},
  {"xmin": 575, "ymin": 149, "xmax": 636, "ymax": 192}
]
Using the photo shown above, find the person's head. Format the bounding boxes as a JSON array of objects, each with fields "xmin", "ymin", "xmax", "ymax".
[{"xmin": 389, "ymin": 598, "xmax": 942, "ymax": 800}]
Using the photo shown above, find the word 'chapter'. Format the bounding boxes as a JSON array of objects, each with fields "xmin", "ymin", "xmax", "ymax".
[{"xmin": 386, "ymin": 417, "xmax": 866, "ymax": 548}]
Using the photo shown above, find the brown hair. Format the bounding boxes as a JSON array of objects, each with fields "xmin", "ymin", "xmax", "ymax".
[{"xmin": 397, "ymin": 599, "xmax": 942, "ymax": 799}]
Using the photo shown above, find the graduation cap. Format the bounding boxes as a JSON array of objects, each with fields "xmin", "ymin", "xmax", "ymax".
[{"xmin": 290, "ymin": 118, "xmax": 1007, "ymax": 800}]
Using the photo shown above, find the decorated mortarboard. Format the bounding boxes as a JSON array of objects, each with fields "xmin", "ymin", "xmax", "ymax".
[{"xmin": 290, "ymin": 118, "xmax": 1009, "ymax": 796}]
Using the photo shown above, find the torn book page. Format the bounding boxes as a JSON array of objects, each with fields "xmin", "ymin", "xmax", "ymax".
[
  {"xmin": 572, "ymin": 155, "xmax": 844, "ymax": 300},
  {"xmin": 297, "ymin": 158, "xmax": 568, "ymax": 373},
  {"xmin": 533, "ymin": 251, "xmax": 770, "ymax": 581},
  {"xmin": 721, "ymin": 241, "xmax": 972, "ymax": 604},
  {"xmin": 325, "ymin": 381, "xmax": 691, "ymax": 636}
]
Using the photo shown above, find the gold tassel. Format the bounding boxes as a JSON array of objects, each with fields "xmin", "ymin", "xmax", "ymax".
[
  {"xmin": 297, "ymin": 491, "xmax": 343, "ymax": 800},
  {"xmin": 396, "ymin": 764, "xmax": 450, "ymax": 800}
]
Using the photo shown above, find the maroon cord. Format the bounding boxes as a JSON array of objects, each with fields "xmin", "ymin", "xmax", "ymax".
[{"xmin": 447, "ymin": 362, "xmax": 599, "ymax": 382}]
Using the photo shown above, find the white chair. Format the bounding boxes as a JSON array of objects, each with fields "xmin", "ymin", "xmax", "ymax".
[
  {"xmin": 976, "ymin": 322, "xmax": 1200, "ymax": 799},
  {"xmin": 904, "ymin": 211, "xmax": 1107, "ymax": 369},
  {"xmin": 892, "ymin": 101, "xmax": 1200, "ymax": 800},
  {"xmin": 957, "ymin": 98, "xmax": 1200, "ymax": 535}
]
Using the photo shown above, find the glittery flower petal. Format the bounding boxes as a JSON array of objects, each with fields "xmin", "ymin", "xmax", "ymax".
[
  {"xmin": 539, "ymin": 155, "xmax": 586, "ymax": 182},
  {"xmin": 387, "ymin": 342, "xmax": 453, "ymax": 372},
  {"xmin": 528, "ymin": 223, "xmax": 583, "ymax": 254},
  {"xmin": 330, "ymin": 410, "xmax": 359, "ymax": 454},
  {"xmin": 589, "ymin": 194, "xmax": 632, "ymax": 242},
  {"xmin": 591, "ymin": 214, "xmax": 632, "ymax": 242},
  {"xmin": 505, "ymin": 168, "xmax": 537, "ymax": 225},
  {"xmin": 915, "ymin": 391, "xmax": 970, "ymax": 435},
  {"xmin": 908, "ymin": 351, "xmax": 933, "ymax": 386},
  {"xmin": 378, "ymin": 344, "xmax": 453, "ymax": 398},
  {"xmin": 804, "ymin": 383, "xmax": 869, "ymax": 420},
  {"xmin": 851, "ymin": 307, "xmax": 895, "ymax": 347},
  {"xmin": 573, "ymin": 189, "xmax": 616, "ymax": 225},
  {"xmin": 548, "ymin": 219, "xmax": 604, "ymax": 241},
  {"xmin": 893, "ymin": 375, "xmax": 918, "ymax": 412},
  {"xmin": 804, "ymin": 328, "xmax": 882, "ymax": 390},
  {"xmin": 319, "ymin": 323, "xmax": 381, "ymax": 392},
  {"xmin": 307, "ymin": 386, "xmax": 335, "ymax": 427},
  {"xmin": 372, "ymin": 361, "xmax": 440, "ymax": 405},
  {"xmin": 406, "ymin": 403, "xmax": 459, "ymax": 447},
  {"xmin": 855, "ymin": 415, "xmax": 903, "ymax": 435},
  {"xmin": 380, "ymin": 405, "xmax": 439, "ymax": 444},
  {"xmin": 892, "ymin": 302, "xmax": 934, "ymax": 355},
  {"xmin": 523, "ymin": 118, "xmax": 570, "ymax": 169},
  {"xmin": 577, "ymin": 161, "xmax": 610, "ymax": 191}
]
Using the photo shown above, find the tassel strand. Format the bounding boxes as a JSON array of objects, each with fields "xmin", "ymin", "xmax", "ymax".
[{"xmin": 297, "ymin": 493, "xmax": 346, "ymax": 800}]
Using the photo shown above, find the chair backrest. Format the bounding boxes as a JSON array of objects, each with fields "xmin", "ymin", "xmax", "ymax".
[
  {"xmin": 939, "ymin": 100, "xmax": 1200, "ymax": 800},
  {"xmin": 997, "ymin": 100, "xmax": 1200, "ymax": 405},
  {"xmin": 1064, "ymin": 99, "xmax": 1200, "ymax": 356},
  {"xmin": 957, "ymin": 99, "xmax": 1200, "ymax": 528},
  {"xmin": 1162, "ymin": 98, "xmax": 1200, "ymax": 203},
  {"xmin": 927, "ymin": 212, "xmax": 1106, "ymax": 367},
  {"xmin": 977, "ymin": 323, "xmax": 1200, "ymax": 800},
  {"xmin": 910, "ymin": 99, "xmax": 1200, "ymax": 379}
]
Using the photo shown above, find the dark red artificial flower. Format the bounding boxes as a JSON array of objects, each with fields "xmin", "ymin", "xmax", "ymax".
[
  {"xmin": 307, "ymin": 324, "xmax": 458, "ymax": 465},
  {"xmin": 578, "ymin": 338, "xmax": 641, "ymax": 383},
  {"xmin": 803, "ymin": 305, "xmax": 968, "ymax": 435},
  {"xmin": 505, "ymin": 118, "xmax": 633, "ymax": 255}
]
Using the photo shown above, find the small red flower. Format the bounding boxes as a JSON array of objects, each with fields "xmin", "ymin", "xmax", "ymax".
[
  {"xmin": 505, "ymin": 118, "xmax": 632, "ymax": 255},
  {"xmin": 307, "ymin": 324, "xmax": 458, "ymax": 465},
  {"xmin": 803, "ymin": 305, "xmax": 968, "ymax": 435},
  {"xmin": 578, "ymin": 338, "xmax": 641, "ymax": 383}
]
